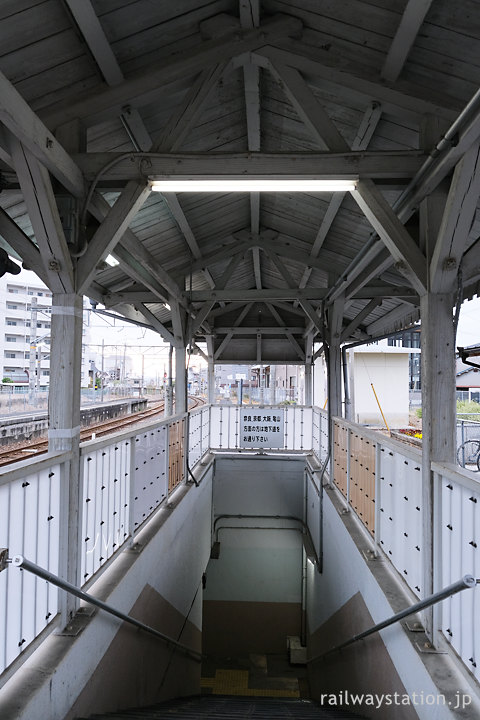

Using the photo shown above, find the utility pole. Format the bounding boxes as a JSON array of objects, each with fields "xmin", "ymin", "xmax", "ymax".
[{"xmin": 28, "ymin": 297, "xmax": 37, "ymax": 405}]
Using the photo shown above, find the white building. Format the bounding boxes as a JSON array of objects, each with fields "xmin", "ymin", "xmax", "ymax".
[{"xmin": 0, "ymin": 269, "xmax": 93, "ymax": 389}]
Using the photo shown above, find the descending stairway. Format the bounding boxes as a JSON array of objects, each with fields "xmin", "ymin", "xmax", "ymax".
[{"xmin": 80, "ymin": 694, "xmax": 366, "ymax": 719}]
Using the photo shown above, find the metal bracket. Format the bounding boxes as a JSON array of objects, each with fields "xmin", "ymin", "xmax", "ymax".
[
  {"xmin": 59, "ymin": 606, "xmax": 95, "ymax": 637},
  {"xmin": 405, "ymin": 620, "xmax": 424, "ymax": 632},
  {"xmin": 0, "ymin": 548, "xmax": 9, "ymax": 572},
  {"xmin": 416, "ymin": 640, "xmax": 447, "ymax": 654}
]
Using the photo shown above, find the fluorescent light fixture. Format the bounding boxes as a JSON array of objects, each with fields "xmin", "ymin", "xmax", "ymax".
[
  {"xmin": 150, "ymin": 179, "xmax": 357, "ymax": 193},
  {"xmin": 105, "ymin": 254, "xmax": 119, "ymax": 267}
]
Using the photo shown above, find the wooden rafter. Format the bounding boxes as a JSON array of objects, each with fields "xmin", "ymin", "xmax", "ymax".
[{"xmin": 381, "ymin": 0, "xmax": 434, "ymax": 83}]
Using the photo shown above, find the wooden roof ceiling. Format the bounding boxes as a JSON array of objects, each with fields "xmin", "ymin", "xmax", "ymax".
[{"xmin": 0, "ymin": 0, "xmax": 480, "ymax": 362}]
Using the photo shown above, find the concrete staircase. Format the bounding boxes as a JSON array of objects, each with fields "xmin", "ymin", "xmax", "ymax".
[{"xmin": 80, "ymin": 695, "xmax": 365, "ymax": 719}]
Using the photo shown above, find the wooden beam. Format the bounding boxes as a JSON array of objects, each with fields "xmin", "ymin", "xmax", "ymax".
[
  {"xmin": 258, "ymin": 46, "xmax": 460, "ymax": 122},
  {"xmin": 63, "ymin": 0, "xmax": 123, "ymax": 86},
  {"xmin": 339, "ymin": 299, "xmax": 382, "ymax": 343},
  {"xmin": 74, "ymin": 151, "xmax": 425, "ymax": 183},
  {"xmin": 267, "ymin": 59, "xmax": 348, "ymax": 151},
  {"xmin": 191, "ymin": 300, "xmax": 216, "ymax": 336},
  {"xmin": 239, "ymin": 0, "xmax": 260, "ymax": 27},
  {"xmin": 352, "ymin": 179, "xmax": 427, "ymax": 294},
  {"xmin": 243, "ymin": 63, "xmax": 261, "ymax": 152},
  {"xmin": 0, "ymin": 208, "xmax": 49, "ymax": 286},
  {"xmin": 299, "ymin": 103, "xmax": 383, "ymax": 290},
  {"xmin": 192, "ymin": 289, "xmax": 328, "ymax": 302},
  {"xmin": 76, "ymin": 181, "xmax": 151, "ymax": 293},
  {"xmin": 133, "ymin": 304, "xmax": 175, "ymax": 345},
  {"xmin": 252, "ymin": 247, "xmax": 262, "ymax": 289},
  {"xmin": 343, "ymin": 247, "xmax": 393, "ymax": 300},
  {"xmin": 366, "ymin": 302, "xmax": 419, "ymax": 336},
  {"xmin": 102, "ymin": 291, "xmax": 160, "ymax": 307},
  {"xmin": 216, "ymin": 252, "xmax": 245, "ymax": 290},
  {"xmin": 153, "ymin": 63, "xmax": 227, "ymax": 152},
  {"xmin": 120, "ymin": 107, "xmax": 153, "ymax": 151},
  {"xmin": 214, "ymin": 326, "xmax": 305, "ymax": 334},
  {"xmin": 381, "ymin": 0, "xmax": 434, "ymax": 83},
  {"xmin": 213, "ymin": 303, "xmax": 253, "ymax": 359},
  {"xmin": 40, "ymin": 14, "xmax": 303, "ymax": 129},
  {"xmin": 162, "ymin": 193, "xmax": 215, "ymax": 288},
  {"xmin": 10, "ymin": 141, "xmax": 75, "ymax": 293},
  {"xmin": 112, "ymin": 302, "xmax": 175, "ymax": 345},
  {"xmin": 299, "ymin": 299, "xmax": 324, "ymax": 335},
  {"xmin": 430, "ymin": 141, "xmax": 480, "ymax": 293},
  {"xmin": 265, "ymin": 301, "xmax": 306, "ymax": 360},
  {"xmin": 0, "ymin": 71, "xmax": 84, "ymax": 197},
  {"xmin": 111, "ymin": 245, "xmax": 170, "ymax": 304}
]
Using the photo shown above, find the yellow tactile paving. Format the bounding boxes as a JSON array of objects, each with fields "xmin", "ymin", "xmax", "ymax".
[{"xmin": 200, "ymin": 669, "xmax": 300, "ymax": 698}]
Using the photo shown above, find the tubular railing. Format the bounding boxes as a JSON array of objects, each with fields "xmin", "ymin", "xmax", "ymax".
[
  {"xmin": 8, "ymin": 556, "xmax": 202, "ymax": 662},
  {"xmin": 309, "ymin": 575, "xmax": 477, "ymax": 663}
]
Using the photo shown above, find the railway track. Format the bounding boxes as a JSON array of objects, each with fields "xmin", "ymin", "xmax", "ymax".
[{"xmin": 0, "ymin": 396, "xmax": 204, "ymax": 467}]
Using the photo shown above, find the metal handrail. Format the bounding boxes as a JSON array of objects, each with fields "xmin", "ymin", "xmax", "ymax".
[
  {"xmin": 212, "ymin": 513, "xmax": 321, "ymax": 568},
  {"xmin": 9, "ymin": 555, "xmax": 202, "ymax": 662},
  {"xmin": 308, "ymin": 575, "xmax": 477, "ymax": 664}
]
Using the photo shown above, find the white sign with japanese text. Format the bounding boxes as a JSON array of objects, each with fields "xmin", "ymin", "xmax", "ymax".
[{"xmin": 239, "ymin": 409, "xmax": 285, "ymax": 449}]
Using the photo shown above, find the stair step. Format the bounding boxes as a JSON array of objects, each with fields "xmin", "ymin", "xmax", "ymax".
[{"xmin": 81, "ymin": 694, "xmax": 365, "ymax": 719}]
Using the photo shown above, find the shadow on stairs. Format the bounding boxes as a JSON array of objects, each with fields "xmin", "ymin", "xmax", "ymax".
[{"xmin": 78, "ymin": 694, "xmax": 366, "ymax": 719}]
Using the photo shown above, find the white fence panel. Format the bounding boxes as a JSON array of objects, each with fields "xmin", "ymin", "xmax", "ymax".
[
  {"xmin": 0, "ymin": 456, "xmax": 64, "ymax": 675},
  {"xmin": 284, "ymin": 406, "xmax": 312, "ymax": 451},
  {"xmin": 81, "ymin": 438, "xmax": 131, "ymax": 584},
  {"xmin": 132, "ymin": 425, "xmax": 168, "ymax": 531},
  {"xmin": 434, "ymin": 464, "xmax": 480, "ymax": 682},
  {"xmin": 188, "ymin": 406, "xmax": 210, "ymax": 468},
  {"xmin": 312, "ymin": 407, "xmax": 329, "ymax": 463},
  {"xmin": 378, "ymin": 443, "xmax": 423, "ymax": 596}
]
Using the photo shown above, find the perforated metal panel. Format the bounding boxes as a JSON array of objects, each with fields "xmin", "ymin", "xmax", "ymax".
[
  {"xmin": 81, "ymin": 438, "xmax": 131, "ymax": 583},
  {"xmin": 0, "ymin": 459, "xmax": 62, "ymax": 674},
  {"xmin": 133, "ymin": 425, "xmax": 168, "ymax": 530},
  {"xmin": 436, "ymin": 466, "xmax": 480, "ymax": 681},
  {"xmin": 378, "ymin": 445, "xmax": 423, "ymax": 596}
]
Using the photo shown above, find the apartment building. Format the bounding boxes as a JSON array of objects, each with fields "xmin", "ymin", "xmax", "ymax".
[{"xmin": 0, "ymin": 270, "xmax": 92, "ymax": 389}]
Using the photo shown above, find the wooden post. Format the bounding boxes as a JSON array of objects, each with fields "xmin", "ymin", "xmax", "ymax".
[
  {"xmin": 420, "ymin": 291, "xmax": 456, "ymax": 638},
  {"xmin": 208, "ymin": 360, "xmax": 215, "ymax": 405},
  {"xmin": 48, "ymin": 293, "xmax": 83, "ymax": 625},
  {"xmin": 175, "ymin": 344, "xmax": 187, "ymax": 415},
  {"xmin": 164, "ymin": 344, "xmax": 173, "ymax": 417},
  {"xmin": 304, "ymin": 362, "xmax": 312, "ymax": 407}
]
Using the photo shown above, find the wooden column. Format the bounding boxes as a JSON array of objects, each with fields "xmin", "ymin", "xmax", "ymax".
[
  {"xmin": 175, "ymin": 344, "xmax": 187, "ymax": 415},
  {"xmin": 208, "ymin": 361, "xmax": 215, "ymax": 405},
  {"xmin": 164, "ymin": 344, "xmax": 174, "ymax": 417},
  {"xmin": 304, "ymin": 362, "xmax": 312, "ymax": 406},
  {"xmin": 48, "ymin": 293, "xmax": 83, "ymax": 624},
  {"xmin": 420, "ymin": 292, "xmax": 456, "ymax": 637}
]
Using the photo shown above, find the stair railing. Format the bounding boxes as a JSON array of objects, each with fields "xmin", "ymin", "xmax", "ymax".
[
  {"xmin": 7, "ymin": 554, "xmax": 203, "ymax": 662},
  {"xmin": 308, "ymin": 575, "xmax": 477, "ymax": 664}
]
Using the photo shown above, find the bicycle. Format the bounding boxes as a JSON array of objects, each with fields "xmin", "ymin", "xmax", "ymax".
[{"xmin": 457, "ymin": 440, "xmax": 480, "ymax": 472}]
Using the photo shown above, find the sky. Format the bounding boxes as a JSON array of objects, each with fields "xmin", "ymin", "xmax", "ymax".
[{"xmin": 456, "ymin": 296, "xmax": 480, "ymax": 348}]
